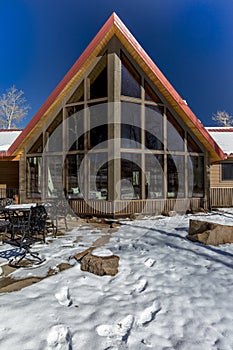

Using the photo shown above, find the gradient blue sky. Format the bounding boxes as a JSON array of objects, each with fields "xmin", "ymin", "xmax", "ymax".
[{"xmin": 0, "ymin": 0, "xmax": 233, "ymax": 127}]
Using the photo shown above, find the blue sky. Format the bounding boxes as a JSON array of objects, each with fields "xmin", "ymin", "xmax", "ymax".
[{"xmin": 0, "ymin": 0, "xmax": 233, "ymax": 127}]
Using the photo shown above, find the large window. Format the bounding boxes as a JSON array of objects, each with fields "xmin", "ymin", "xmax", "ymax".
[
  {"xmin": 222, "ymin": 163, "xmax": 233, "ymax": 181},
  {"xmin": 46, "ymin": 112, "xmax": 63, "ymax": 152},
  {"xmin": 121, "ymin": 51, "xmax": 141, "ymax": 98},
  {"xmin": 167, "ymin": 155, "xmax": 185, "ymax": 198},
  {"xmin": 188, "ymin": 156, "xmax": 204, "ymax": 197},
  {"xmin": 121, "ymin": 153, "xmax": 141, "ymax": 199},
  {"xmin": 121, "ymin": 102, "xmax": 141, "ymax": 148},
  {"xmin": 145, "ymin": 154, "xmax": 164, "ymax": 198},
  {"xmin": 46, "ymin": 155, "xmax": 63, "ymax": 198},
  {"xmin": 66, "ymin": 105, "xmax": 84, "ymax": 151},
  {"xmin": 66, "ymin": 154, "xmax": 84, "ymax": 199},
  {"xmin": 89, "ymin": 153, "xmax": 108, "ymax": 199},
  {"xmin": 145, "ymin": 105, "xmax": 163, "ymax": 150},
  {"xmin": 25, "ymin": 47, "xmax": 206, "ymax": 203},
  {"xmin": 26, "ymin": 157, "xmax": 42, "ymax": 198}
]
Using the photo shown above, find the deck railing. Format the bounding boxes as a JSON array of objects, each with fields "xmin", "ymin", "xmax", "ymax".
[
  {"xmin": 69, "ymin": 197, "xmax": 207, "ymax": 217},
  {"xmin": 210, "ymin": 187, "xmax": 233, "ymax": 208}
]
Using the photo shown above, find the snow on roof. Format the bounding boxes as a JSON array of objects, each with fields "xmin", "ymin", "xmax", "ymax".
[
  {"xmin": 206, "ymin": 127, "xmax": 233, "ymax": 156},
  {"xmin": 0, "ymin": 129, "xmax": 22, "ymax": 151}
]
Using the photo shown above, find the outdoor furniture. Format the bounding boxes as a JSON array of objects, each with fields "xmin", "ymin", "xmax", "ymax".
[
  {"xmin": 44, "ymin": 199, "xmax": 69, "ymax": 235},
  {"xmin": 0, "ymin": 197, "xmax": 13, "ymax": 207},
  {"xmin": 1, "ymin": 204, "xmax": 47, "ymax": 267}
]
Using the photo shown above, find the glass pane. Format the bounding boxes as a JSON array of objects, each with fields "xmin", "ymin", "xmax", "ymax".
[
  {"xmin": 188, "ymin": 156, "xmax": 204, "ymax": 197},
  {"xmin": 46, "ymin": 155, "xmax": 63, "ymax": 198},
  {"xmin": 187, "ymin": 133, "xmax": 202, "ymax": 153},
  {"xmin": 28, "ymin": 134, "xmax": 43, "ymax": 154},
  {"xmin": 67, "ymin": 81, "xmax": 84, "ymax": 104},
  {"xmin": 88, "ymin": 54, "xmax": 107, "ymax": 100},
  {"xmin": 222, "ymin": 163, "xmax": 233, "ymax": 181},
  {"xmin": 66, "ymin": 154, "xmax": 84, "ymax": 199},
  {"xmin": 89, "ymin": 153, "xmax": 108, "ymax": 200},
  {"xmin": 46, "ymin": 111, "xmax": 63, "ymax": 152},
  {"xmin": 121, "ymin": 153, "xmax": 141, "ymax": 199},
  {"xmin": 144, "ymin": 80, "xmax": 162, "ymax": 103},
  {"xmin": 167, "ymin": 155, "xmax": 185, "ymax": 198},
  {"xmin": 121, "ymin": 51, "xmax": 141, "ymax": 98},
  {"xmin": 89, "ymin": 103, "xmax": 108, "ymax": 149},
  {"xmin": 145, "ymin": 154, "xmax": 164, "ymax": 198},
  {"xmin": 26, "ymin": 157, "xmax": 42, "ymax": 198},
  {"xmin": 66, "ymin": 105, "xmax": 84, "ymax": 151},
  {"xmin": 145, "ymin": 105, "xmax": 163, "ymax": 150},
  {"xmin": 167, "ymin": 110, "xmax": 184, "ymax": 151},
  {"xmin": 121, "ymin": 102, "xmax": 141, "ymax": 148}
]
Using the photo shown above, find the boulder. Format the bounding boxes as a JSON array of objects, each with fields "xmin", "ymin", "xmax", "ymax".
[
  {"xmin": 81, "ymin": 252, "xmax": 119, "ymax": 276},
  {"xmin": 187, "ymin": 219, "xmax": 233, "ymax": 246}
]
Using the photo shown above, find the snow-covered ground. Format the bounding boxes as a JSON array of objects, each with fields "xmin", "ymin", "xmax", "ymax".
[{"xmin": 0, "ymin": 210, "xmax": 233, "ymax": 350}]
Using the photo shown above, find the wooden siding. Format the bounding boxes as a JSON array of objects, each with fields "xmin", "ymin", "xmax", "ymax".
[
  {"xmin": 210, "ymin": 163, "xmax": 233, "ymax": 188},
  {"xmin": 0, "ymin": 161, "xmax": 19, "ymax": 189}
]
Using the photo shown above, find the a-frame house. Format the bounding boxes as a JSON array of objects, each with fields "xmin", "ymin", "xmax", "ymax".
[{"xmin": 1, "ymin": 13, "xmax": 225, "ymax": 216}]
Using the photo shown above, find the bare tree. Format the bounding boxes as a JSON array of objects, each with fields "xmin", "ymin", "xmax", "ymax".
[
  {"xmin": 212, "ymin": 110, "xmax": 233, "ymax": 127},
  {"xmin": 0, "ymin": 85, "xmax": 30, "ymax": 129}
]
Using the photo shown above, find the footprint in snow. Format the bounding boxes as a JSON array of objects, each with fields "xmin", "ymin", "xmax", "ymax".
[
  {"xmin": 96, "ymin": 314, "xmax": 134, "ymax": 342},
  {"xmin": 137, "ymin": 301, "xmax": 161, "ymax": 326},
  {"xmin": 134, "ymin": 279, "xmax": 147, "ymax": 293},
  {"xmin": 55, "ymin": 286, "xmax": 72, "ymax": 307},
  {"xmin": 46, "ymin": 325, "xmax": 72, "ymax": 350}
]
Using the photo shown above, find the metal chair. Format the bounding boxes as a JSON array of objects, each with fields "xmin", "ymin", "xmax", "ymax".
[{"xmin": 2, "ymin": 205, "xmax": 47, "ymax": 267}]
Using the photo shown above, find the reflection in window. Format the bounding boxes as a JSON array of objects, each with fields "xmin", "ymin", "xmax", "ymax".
[
  {"xmin": 145, "ymin": 154, "xmax": 164, "ymax": 198},
  {"xmin": 188, "ymin": 156, "xmax": 204, "ymax": 197},
  {"xmin": 89, "ymin": 153, "xmax": 108, "ymax": 200},
  {"xmin": 66, "ymin": 105, "xmax": 84, "ymax": 151},
  {"xmin": 167, "ymin": 110, "xmax": 184, "ymax": 151},
  {"xmin": 121, "ymin": 153, "xmax": 141, "ymax": 199},
  {"xmin": 167, "ymin": 155, "xmax": 185, "ymax": 198},
  {"xmin": 121, "ymin": 51, "xmax": 141, "ymax": 98},
  {"xmin": 88, "ymin": 54, "xmax": 107, "ymax": 100},
  {"xmin": 66, "ymin": 154, "xmax": 84, "ymax": 199},
  {"xmin": 26, "ymin": 157, "xmax": 42, "ymax": 198},
  {"xmin": 46, "ymin": 112, "xmax": 63, "ymax": 152},
  {"xmin": 121, "ymin": 103, "xmax": 141, "ymax": 148},
  {"xmin": 145, "ymin": 105, "xmax": 163, "ymax": 150},
  {"xmin": 28, "ymin": 134, "xmax": 43, "ymax": 153},
  {"xmin": 46, "ymin": 156, "xmax": 63, "ymax": 198},
  {"xmin": 145, "ymin": 80, "xmax": 162, "ymax": 103},
  {"xmin": 89, "ymin": 103, "xmax": 108, "ymax": 149},
  {"xmin": 222, "ymin": 163, "xmax": 233, "ymax": 181},
  {"xmin": 67, "ymin": 81, "xmax": 84, "ymax": 104},
  {"xmin": 187, "ymin": 133, "xmax": 202, "ymax": 153}
]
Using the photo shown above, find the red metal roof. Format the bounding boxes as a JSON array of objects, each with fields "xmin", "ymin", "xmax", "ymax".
[
  {"xmin": 6, "ymin": 12, "xmax": 225, "ymax": 161},
  {"xmin": 206, "ymin": 128, "xmax": 233, "ymax": 132}
]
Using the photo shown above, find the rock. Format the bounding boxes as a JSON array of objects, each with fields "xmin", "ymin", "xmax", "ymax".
[
  {"xmin": 187, "ymin": 219, "xmax": 233, "ymax": 246},
  {"xmin": 161, "ymin": 210, "xmax": 177, "ymax": 217},
  {"xmin": 81, "ymin": 253, "xmax": 119, "ymax": 276}
]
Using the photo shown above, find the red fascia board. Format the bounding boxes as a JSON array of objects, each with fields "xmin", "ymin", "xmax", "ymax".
[{"xmin": 8, "ymin": 14, "xmax": 116, "ymax": 156}]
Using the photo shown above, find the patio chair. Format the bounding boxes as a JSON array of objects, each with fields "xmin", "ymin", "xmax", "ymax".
[
  {"xmin": 45, "ymin": 200, "xmax": 69, "ymax": 236},
  {"xmin": 2, "ymin": 205, "xmax": 47, "ymax": 267}
]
